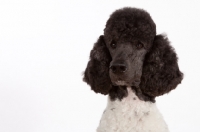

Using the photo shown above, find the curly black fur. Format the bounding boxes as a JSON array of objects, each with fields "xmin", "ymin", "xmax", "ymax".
[
  {"xmin": 83, "ymin": 36, "xmax": 112, "ymax": 95},
  {"xmin": 83, "ymin": 7, "xmax": 183, "ymax": 102},
  {"xmin": 109, "ymin": 86, "xmax": 128, "ymax": 101},
  {"xmin": 140, "ymin": 35, "xmax": 183, "ymax": 97}
]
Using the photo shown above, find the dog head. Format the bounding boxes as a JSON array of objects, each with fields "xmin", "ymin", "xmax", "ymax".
[
  {"xmin": 83, "ymin": 8, "xmax": 183, "ymax": 101},
  {"xmin": 104, "ymin": 8, "xmax": 156, "ymax": 87}
]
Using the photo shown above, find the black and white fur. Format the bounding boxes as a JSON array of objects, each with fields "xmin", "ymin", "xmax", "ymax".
[{"xmin": 83, "ymin": 7, "xmax": 183, "ymax": 132}]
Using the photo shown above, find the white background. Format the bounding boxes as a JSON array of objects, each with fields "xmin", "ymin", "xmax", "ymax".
[{"xmin": 0, "ymin": 0, "xmax": 200, "ymax": 132}]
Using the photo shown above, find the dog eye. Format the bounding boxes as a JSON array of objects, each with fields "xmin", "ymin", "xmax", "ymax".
[
  {"xmin": 111, "ymin": 43, "xmax": 116, "ymax": 48},
  {"xmin": 136, "ymin": 42, "xmax": 143, "ymax": 49},
  {"xmin": 110, "ymin": 41, "xmax": 117, "ymax": 49}
]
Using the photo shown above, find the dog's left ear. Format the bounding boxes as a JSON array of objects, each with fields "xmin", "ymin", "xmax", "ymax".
[{"xmin": 140, "ymin": 34, "xmax": 183, "ymax": 97}]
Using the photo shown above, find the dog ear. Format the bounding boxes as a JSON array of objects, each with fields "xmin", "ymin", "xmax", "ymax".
[
  {"xmin": 83, "ymin": 35, "xmax": 112, "ymax": 95},
  {"xmin": 140, "ymin": 34, "xmax": 183, "ymax": 97}
]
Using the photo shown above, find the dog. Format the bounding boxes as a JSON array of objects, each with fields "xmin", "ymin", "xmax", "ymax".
[{"xmin": 83, "ymin": 7, "xmax": 183, "ymax": 132}]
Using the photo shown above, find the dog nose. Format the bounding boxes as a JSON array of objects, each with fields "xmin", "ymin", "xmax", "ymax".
[{"xmin": 110, "ymin": 63, "xmax": 127, "ymax": 73}]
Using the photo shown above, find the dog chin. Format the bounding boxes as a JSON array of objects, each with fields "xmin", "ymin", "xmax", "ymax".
[{"xmin": 113, "ymin": 80, "xmax": 140, "ymax": 87}]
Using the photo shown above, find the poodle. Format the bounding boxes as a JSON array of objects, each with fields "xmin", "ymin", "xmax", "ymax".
[{"xmin": 83, "ymin": 7, "xmax": 183, "ymax": 132}]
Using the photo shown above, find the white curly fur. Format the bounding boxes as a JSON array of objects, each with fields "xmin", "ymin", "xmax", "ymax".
[{"xmin": 97, "ymin": 87, "xmax": 169, "ymax": 132}]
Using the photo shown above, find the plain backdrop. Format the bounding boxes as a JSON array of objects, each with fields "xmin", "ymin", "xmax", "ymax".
[{"xmin": 0, "ymin": 0, "xmax": 200, "ymax": 132}]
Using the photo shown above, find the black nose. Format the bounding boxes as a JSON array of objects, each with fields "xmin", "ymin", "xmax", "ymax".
[{"xmin": 110, "ymin": 63, "xmax": 127, "ymax": 73}]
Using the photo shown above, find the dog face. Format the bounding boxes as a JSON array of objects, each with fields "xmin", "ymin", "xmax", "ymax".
[
  {"xmin": 83, "ymin": 8, "xmax": 183, "ymax": 100},
  {"xmin": 106, "ymin": 38, "xmax": 148, "ymax": 87}
]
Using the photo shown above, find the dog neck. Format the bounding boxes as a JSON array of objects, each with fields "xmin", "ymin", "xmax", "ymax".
[
  {"xmin": 108, "ymin": 87, "xmax": 154, "ymax": 110},
  {"xmin": 109, "ymin": 86, "xmax": 155, "ymax": 103}
]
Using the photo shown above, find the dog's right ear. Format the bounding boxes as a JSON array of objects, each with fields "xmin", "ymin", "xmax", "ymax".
[{"xmin": 83, "ymin": 35, "xmax": 112, "ymax": 95}]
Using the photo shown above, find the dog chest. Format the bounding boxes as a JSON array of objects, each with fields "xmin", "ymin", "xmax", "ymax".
[{"xmin": 97, "ymin": 87, "xmax": 169, "ymax": 132}]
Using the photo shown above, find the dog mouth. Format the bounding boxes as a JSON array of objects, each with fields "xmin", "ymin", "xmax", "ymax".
[
  {"xmin": 112, "ymin": 79, "xmax": 140, "ymax": 87},
  {"xmin": 115, "ymin": 80, "xmax": 126, "ymax": 86},
  {"xmin": 113, "ymin": 79, "xmax": 133, "ymax": 87}
]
